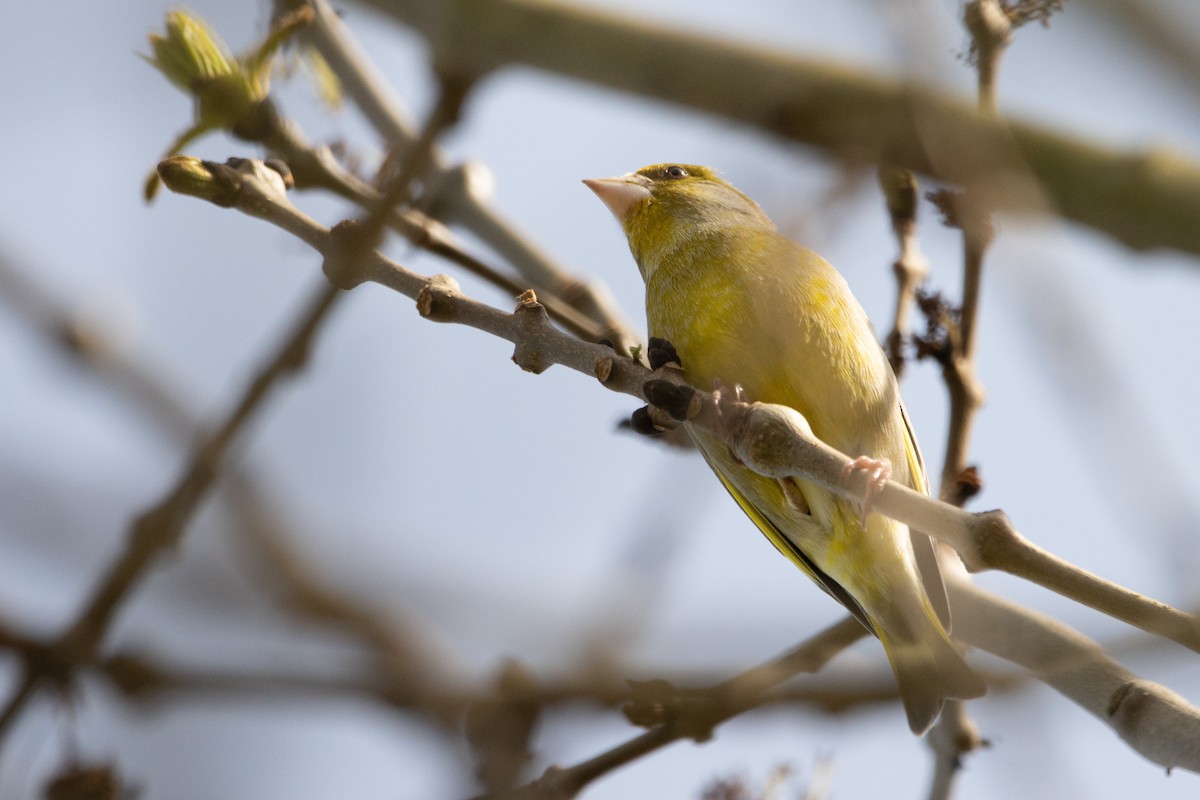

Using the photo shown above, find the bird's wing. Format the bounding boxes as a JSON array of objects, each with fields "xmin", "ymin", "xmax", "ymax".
[
  {"xmin": 899, "ymin": 400, "xmax": 952, "ymax": 630},
  {"xmin": 705, "ymin": 455, "xmax": 875, "ymax": 634}
]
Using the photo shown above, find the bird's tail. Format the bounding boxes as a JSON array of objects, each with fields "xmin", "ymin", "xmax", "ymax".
[{"xmin": 875, "ymin": 594, "xmax": 987, "ymax": 735}]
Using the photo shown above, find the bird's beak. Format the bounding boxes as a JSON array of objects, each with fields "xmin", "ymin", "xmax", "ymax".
[{"xmin": 583, "ymin": 174, "xmax": 652, "ymax": 223}]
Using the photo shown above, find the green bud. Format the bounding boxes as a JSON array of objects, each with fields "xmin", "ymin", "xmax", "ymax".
[
  {"xmin": 144, "ymin": 11, "xmax": 237, "ymax": 92},
  {"xmin": 156, "ymin": 156, "xmax": 241, "ymax": 207}
]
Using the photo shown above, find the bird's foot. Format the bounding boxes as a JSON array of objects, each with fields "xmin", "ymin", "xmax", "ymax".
[
  {"xmin": 710, "ymin": 378, "xmax": 747, "ymax": 406},
  {"xmin": 710, "ymin": 379, "xmax": 749, "ymax": 465},
  {"xmin": 842, "ymin": 456, "xmax": 892, "ymax": 524}
]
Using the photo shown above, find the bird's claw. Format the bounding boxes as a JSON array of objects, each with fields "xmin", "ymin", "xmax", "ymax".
[
  {"xmin": 710, "ymin": 379, "xmax": 747, "ymax": 407},
  {"xmin": 842, "ymin": 456, "xmax": 892, "ymax": 524}
]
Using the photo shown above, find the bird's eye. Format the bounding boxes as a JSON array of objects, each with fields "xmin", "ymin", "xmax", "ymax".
[{"xmin": 663, "ymin": 165, "xmax": 689, "ymax": 179}]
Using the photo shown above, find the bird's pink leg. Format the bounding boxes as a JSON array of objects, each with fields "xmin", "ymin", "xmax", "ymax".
[{"xmin": 842, "ymin": 456, "xmax": 892, "ymax": 524}]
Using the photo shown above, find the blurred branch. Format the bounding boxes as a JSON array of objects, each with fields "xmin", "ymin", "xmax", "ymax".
[
  {"xmin": 483, "ymin": 617, "xmax": 867, "ymax": 800},
  {"xmin": 0, "ymin": 89, "xmax": 465, "ymax": 750},
  {"xmin": 962, "ymin": 0, "xmax": 1012, "ymax": 115},
  {"xmin": 0, "ymin": 279, "xmax": 346, "ymax": 747},
  {"xmin": 0, "ymin": 244, "xmax": 467, "ymax": 733},
  {"xmin": 924, "ymin": 190, "xmax": 991, "ymax": 508},
  {"xmin": 280, "ymin": 0, "xmax": 641, "ymax": 352},
  {"xmin": 920, "ymin": 6, "xmax": 1056, "ymax": 787},
  {"xmin": 925, "ymin": 698, "xmax": 986, "ymax": 800},
  {"xmin": 227, "ymin": 475, "xmax": 464, "ymax": 724},
  {"xmin": 356, "ymin": 0, "xmax": 1200, "ymax": 258},
  {"xmin": 926, "ymin": 0, "xmax": 1010, "ymax": 505}
]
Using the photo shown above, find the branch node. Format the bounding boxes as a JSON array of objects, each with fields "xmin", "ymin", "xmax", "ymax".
[
  {"xmin": 322, "ymin": 220, "xmax": 374, "ymax": 289},
  {"xmin": 511, "ymin": 290, "xmax": 554, "ymax": 374},
  {"xmin": 949, "ymin": 465, "xmax": 984, "ymax": 506},
  {"xmin": 962, "ymin": 508, "xmax": 1014, "ymax": 571},
  {"xmin": 593, "ymin": 356, "xmax": 614, "ymax": 385},
  {"xmin": 415, "ymin": 274, "xmax": 461, "ymax": 321},
  {"xmin": 622, "ymin": 679, "xmax": 717, "ymax": 742}
]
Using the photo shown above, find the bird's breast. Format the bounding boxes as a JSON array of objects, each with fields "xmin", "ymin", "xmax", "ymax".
[{"xmin": 644, "ymin": 236, "xmax": 895, "ymax": 457}]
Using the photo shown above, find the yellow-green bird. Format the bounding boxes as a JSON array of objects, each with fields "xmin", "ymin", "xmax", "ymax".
[{"xmin": 585, "ymin": 164, "xmax": 985, "ymax": 734}]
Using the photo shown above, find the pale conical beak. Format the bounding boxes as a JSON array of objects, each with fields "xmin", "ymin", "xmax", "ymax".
[{"xmin": 583, "ymin": 175, "xmax": 652, "ymax": 223}]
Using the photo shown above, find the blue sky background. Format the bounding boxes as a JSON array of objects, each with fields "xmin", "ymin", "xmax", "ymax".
[{"xmin": 2, "ymin": 1, "xmax": 1200, "ymax": 797}]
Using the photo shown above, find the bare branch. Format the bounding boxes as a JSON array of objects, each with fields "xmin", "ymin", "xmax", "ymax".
[
  {"xmin": 925, "ymin": 699, "xmax": 986, "ymax": 800},
  {"xmin": 877, "ymin": 164, "xmax": 928, "ymax": 378},
  {"xmin": 962, "ymin": 0, "xmax": 1013, "ymax": 114}
]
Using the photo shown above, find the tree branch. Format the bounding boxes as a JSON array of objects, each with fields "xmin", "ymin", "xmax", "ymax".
[
  {"xmin": 951, "ymin": 580, "xmax": 1200, "ymax": 772},
  {"xmin": 478, "ymin": 617, "xmax": 867, "ymax": 800},
  {"xmin": 877, "ymin": 164, "xmax": 928, "ymax": 378}
]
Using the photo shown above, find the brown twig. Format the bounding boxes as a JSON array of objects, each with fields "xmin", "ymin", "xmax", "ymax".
[
  {"xmin": 922, "ymin": 5, "xmax": 1018, "ymax": 789},
  {"xmin": 877, "ymin": 164, "xmax": 928, "ymax": 377},
  {"xmin": 963, "ymin": 0, "xmax": 1012, "ymax": 115},
  {"xmin": 925, "ymin": 698, "xmax": 987, "ymax": 800},
  {"xmin": 0, "ymin": 244, "xmax": 472, "ymax": 738},
  {"xmin": 923, "ymin": 188, "xmax": 992, "ymax": 509},
  {"xmin": 0, "ymin": 280, "xmax": 347, "ymax": 748}
]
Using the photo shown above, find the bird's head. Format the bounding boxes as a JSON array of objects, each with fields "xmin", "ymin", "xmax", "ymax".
[{"xmin": 584, "ymin": 164, "xmax": 773, "ymax": 274}]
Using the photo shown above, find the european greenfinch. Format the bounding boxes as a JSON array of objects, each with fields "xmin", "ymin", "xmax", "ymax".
[{"xmin": 585, "ymin": 164, "xmax": 985, "ymax": 734}]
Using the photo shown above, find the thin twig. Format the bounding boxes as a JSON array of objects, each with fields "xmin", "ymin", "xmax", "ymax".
[
  {"xmin": 0, "ymin": 246, "xmax": 470, "ymax": 737},
  {"xmin": 55, "ymin": 282, "xmax": 342, "ymax": 663},
  {"xmin": 963, "ymin": 0, "xmax": 1012, "ymax": 115},
  {"xmin": 877, "ymin": 164, "xmax": 928, "ymax": 377},
  {"xmin": 925, "ymin": 698, "xmax": 986, "ymax": 800},
  {"xmin": 925, "ymin": 6, "xmax": 1012, "ymax": 789}
]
